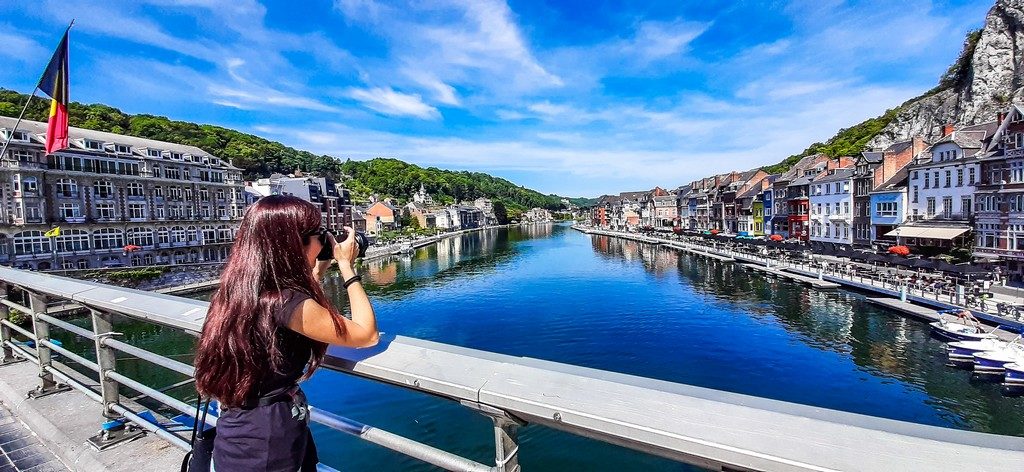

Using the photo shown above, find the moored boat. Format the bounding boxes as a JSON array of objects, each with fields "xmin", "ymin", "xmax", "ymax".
[
  {"xmin": 930, "ymin": 319, "xmax": 997, "ymax": 341},
  {"xmin": 930, "ymin": 310, "xmax": 996, "ymax": 341},
  {"xmin": 1005, "ymin": 363, "xmax": 1024, "ymax": 387},
  {"xmin": 973, "ymin": 343, "xmax": 1024, "ymax": 374},
  {"xmin": 946, "ymin": 338, "xmax": 1007, "ymax": 363}
]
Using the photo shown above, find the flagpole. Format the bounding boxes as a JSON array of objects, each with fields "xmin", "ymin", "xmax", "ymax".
[{"xmin": 0, "ymin": 20, "xmax": 74, "ymax": 161}]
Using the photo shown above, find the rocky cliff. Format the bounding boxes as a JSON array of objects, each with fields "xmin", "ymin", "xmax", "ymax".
[{"xmin": 867, "ymin": 0, "xmax": 1024, "ymax": 149}]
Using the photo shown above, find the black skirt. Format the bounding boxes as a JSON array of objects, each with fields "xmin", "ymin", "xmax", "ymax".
[{"xmin": 212, "ymin": 389, "xmax": 318, "ymax": 472}]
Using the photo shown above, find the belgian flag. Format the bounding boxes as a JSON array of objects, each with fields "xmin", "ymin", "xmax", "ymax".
[{"xmin": 37, "ymin": 28, "xmax": 70, "ymax": 155}]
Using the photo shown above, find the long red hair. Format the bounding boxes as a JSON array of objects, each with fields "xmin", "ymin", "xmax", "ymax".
[{"xmin": 194, "ymin": 195, "xmax": 343, "ymax": 407}]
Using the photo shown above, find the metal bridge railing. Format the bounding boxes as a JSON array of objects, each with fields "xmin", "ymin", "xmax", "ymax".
[{"xmin": 2, "ymin": 265, "xmax": 1024, "ymax": 471}]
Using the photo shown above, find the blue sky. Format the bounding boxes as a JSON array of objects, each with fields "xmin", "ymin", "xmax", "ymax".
[{"xmin": 0, "ymin": 0, "xmax": 991, "ymax": 197}]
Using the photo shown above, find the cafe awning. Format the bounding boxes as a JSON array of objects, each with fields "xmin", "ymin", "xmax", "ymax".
[{"xmin": 884, "ymin": 226, "xmax": 970, "ymax": 240}]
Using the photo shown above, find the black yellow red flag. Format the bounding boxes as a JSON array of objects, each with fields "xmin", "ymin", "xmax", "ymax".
[{"xmin": 36, "ymin": 29, "xmax": 69, "ymax": 154}]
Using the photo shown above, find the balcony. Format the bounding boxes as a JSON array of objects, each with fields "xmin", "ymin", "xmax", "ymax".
[
  {"xmin": 906, "ymin": 213, "xmax": 971, "ymax": 223},
  {"xmin": 63, "ymin": 216, "xmax": 86, "ymax": 224},
  {"xmin": 55, "ymin": 192, "xmax": 80, "ymax": 199}
]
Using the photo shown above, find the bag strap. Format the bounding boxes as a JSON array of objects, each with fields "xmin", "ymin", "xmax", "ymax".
[{"xmin": 196, "ymin": 398, "xmax": 212, "ymax": 440}]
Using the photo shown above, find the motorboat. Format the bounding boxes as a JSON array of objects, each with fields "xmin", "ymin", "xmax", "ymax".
[
  {"xmin": 946, "ymin": 338, "xmax": 1007, "ymax": 363},
  {"xmin": 1005, "ymin": 363, "xmax": 1024, "ymax": 387},
  {"xmin": 930, "ymin": 311, "xmax": 997, "ymax": 341},
  {"xmin": 973, "ymin": 342, "xmax": 1024, "ymax": 374}
]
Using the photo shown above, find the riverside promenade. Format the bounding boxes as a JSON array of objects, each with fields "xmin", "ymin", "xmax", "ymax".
[{"xmin": 574, "ymin": 226, "xmax": 1024, "ymax": 333}]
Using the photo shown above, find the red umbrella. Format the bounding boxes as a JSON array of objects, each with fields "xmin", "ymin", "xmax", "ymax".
[
  {"xmin": 123, "ymin": 245, "xmax": 142, "ymax": 252},
  {"xmin": 769, "ymin": 234, "xmax": 783, "ymax": 241}
]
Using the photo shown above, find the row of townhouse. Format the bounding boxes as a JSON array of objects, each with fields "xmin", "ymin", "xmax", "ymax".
[
  {"xmin": 589, "ymin": 187, "xmax": 670, "ymax": 231},
  {"xmin": 1, "ymin": 117, "xmax": 248, "ymax": 270},
  {"xmin": 587, "ymin": 104, "xmax": 1024, "ymax": 280}
]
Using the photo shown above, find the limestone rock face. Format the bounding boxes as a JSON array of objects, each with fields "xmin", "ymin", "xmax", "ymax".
[{"xmin": 868, "ymin": 0, "xmax": 1024, "ymax": 149}]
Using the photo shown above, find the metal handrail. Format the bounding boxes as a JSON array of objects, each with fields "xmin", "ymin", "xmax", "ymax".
[
  {"xmin": 0, "ymin": 266, "xmax": 496, "ymax": 472},
  {"xmin": 2, "ymin": 265, "xmax": 1024, "ymax": 471}
]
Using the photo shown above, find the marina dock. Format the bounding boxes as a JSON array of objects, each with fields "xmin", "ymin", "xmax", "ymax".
[
  {"xmin": 741, "ymin": 263, "xmax": 840, "ymax": 289},
  {"xmin": 866, "ymin": 297, "xmax": 1020, "ymax": 342}
]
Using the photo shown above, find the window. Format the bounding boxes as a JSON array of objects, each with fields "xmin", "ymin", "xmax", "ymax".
[
  {"xmin": 55, "ymin": 178, "xmax": 77, "ymax": 197},
  {"xmin": 171, "ymin": 226, "xmax": 187, "ymax": 244},
  {"xmin": 187, "ymin": 226, "xmax": 198, "ymax": 243},
  {"xmin": 216, "ymin": 189, "xmax": 225, "ymax": 201},
  {"xmin": 184, "ymin": 188, "xmax": 194, "ymax": 201},
  {"xmin": 59, "ymin": 203, "xmax": 81, "ymax": 219},
  {"xmin": 969, "ymin": 168, "xmax": 976, "ymax": 185},
  {"xmin": 171, "ymin": 152, "xmax": 183, "ymax": 161},
  {"xmin": 912, "ymin": 186, "xmax": 919, "ymax": 203},
  {"xmin": 21, "ymin": 177, "xmax": 38, "ymax": 193},
  {"xmin": 93, "ymin": 180, "xmax": 115, "ymax": 198},
  {"xmin": 127, "ymin": 228, "xmax": 154, "ymax": 247},
  {"xmin": 202, "ymin": 226, "xmax": 216, "ymax": 243},
  {"xmin": 924, "ymin": 172, "xmax": 930, "ymax": 189},
  {"xmin": 153, "ymin": 205, "xmax": 165, "ymax": 220},
  {"xmin": 153, "ymin": 186, "xmax": 164, "ymax": 198},
  {"xmin": 55, "ymin": 229, "xmax": 90, "ymax": 252},
  {"xmin": 93, "ymin": 229, "xmax": 124, "ymax": 250},
  {"xmin": 127, "ymin": 182, "xmax": 145, "ymax": 197},
  {"xmin": 963, "ymin": 197, "xmax": 972, "ymax": 217},
  {"xmin": 157, "ymin": 227, "xmax": 170, "ymax": 244},
  {"xmin": 128, "ymin": 203, "xmax": 145, "ymax": 219},
  {"xmin": 199, "ymin": 188, "xmax": 209, "ymax": 201},
  {"xmin": 95, "ymin": 203, "xmax": 116, "ymax": 219},
  {"xmin": 875, "ymin": 202, "xmax": 897, "ymax": 217},
  {"xmin": 913, "ymin": 171, "xmax": 919, "ymax": 180},
  {"xmin": 13, "ymin": 231, "xmax": 50, "ymax": 255},
  {"xmin": 926, "ymin": 197, "xmax": 936, "ymax": 217},
  {"xmin": 943, "ymin": 197, "xmax": 953, "ymax": 218},
  {"xmin": 843, "ymin": 202, "xmax": 849, "ymax": 214},
  {"xmin": 945, "ymin": 170, "xmax": 951, "ymax": 187},
  {"xmin": 148, "ymin": 149, "xmax": 162, "ymax": 157},
  {"xmin": 84, "ymin": 140, "xmax": 103, "ymax": 150},
  {"xmin": 165, "ymin": 167, "xmax": 182, "ymax": 180},
  {"xmin": 115, "ymin": 144, "xmax": 131, "ymax": 154}
]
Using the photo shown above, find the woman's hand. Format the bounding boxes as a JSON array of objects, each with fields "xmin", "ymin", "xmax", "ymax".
[{"xmin": 331, "ymin": 227, "xmax": 359, "ymax": 271}]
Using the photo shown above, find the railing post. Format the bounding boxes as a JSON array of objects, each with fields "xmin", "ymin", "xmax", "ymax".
[
  {"xmin": 0, "ymin": 283, "xmax": 18, "ymax": 366},
  {"xmin": 91, "ymin": 309, "xmax": 120, "ymax": 418},
  {"xmin": 492, "ymin": 415, "xmax": 521, "ymax": 472},
  {"xmin": 27, "ymin": 291, "xmax": 70, "ymax": 398}
]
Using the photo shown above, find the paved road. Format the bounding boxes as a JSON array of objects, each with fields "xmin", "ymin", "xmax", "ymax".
[{"xmin": 0, "ymin": 404, "xmax": 66, "ymax": 472}]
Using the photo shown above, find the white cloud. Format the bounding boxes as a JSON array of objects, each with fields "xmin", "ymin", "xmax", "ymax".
[
  {"xmin": 346, "ymin": 87, "xmax": 441, "ymax": 119},
  {"xmin": 0, "ymin": 29, "xmax": 47, "ymax": 62},
  {"xmin": 335, "ymin": 0, "xmax": 562, "ymax": 103}
]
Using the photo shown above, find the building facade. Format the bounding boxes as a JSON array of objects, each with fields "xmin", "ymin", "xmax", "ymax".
[
  {"xmin": 809, "ymin": 168, "xmax": 854, "ymax": 248},
  {"xmin": 1, "ymin": 117, "xmax": 245, "ymax": 270}
]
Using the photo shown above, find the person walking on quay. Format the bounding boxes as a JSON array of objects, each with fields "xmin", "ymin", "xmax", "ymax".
[{"xmin": 193, "ymin": 195, "xmax": 380, "ymax": 471}]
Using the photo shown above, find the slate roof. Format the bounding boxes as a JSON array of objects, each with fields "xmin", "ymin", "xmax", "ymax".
[
  {"xmin": 872, "ymin": 166, "xmax": 908, "ymax": 192},
  {"xmin": 860, "ymin": 151, "xmax": 884, "ymax": 163},
  {"xmin": 0, "ymin": 116, "xmax": 239, "ymax": 170},
  {"xmin": 813, "ymin": 167, "xmax": 854, "ymax": 183}
]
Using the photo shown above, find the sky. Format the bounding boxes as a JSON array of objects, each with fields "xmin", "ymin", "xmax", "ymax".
[{"xmin": 0, "ymin": 0, "xmax": 992, "ymax": 197}]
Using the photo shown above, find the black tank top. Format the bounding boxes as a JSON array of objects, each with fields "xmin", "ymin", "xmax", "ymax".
[{"xmin": 251, "ymin": 289, "xmax": 314, "ymax": 401}]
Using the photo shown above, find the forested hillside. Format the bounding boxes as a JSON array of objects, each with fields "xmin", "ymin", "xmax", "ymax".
[{"xmin": 0, "ymin": 89, "xmax": 563, "ymax": 210}]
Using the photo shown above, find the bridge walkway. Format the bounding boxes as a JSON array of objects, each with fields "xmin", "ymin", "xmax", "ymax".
[{"xmin": 0, "ymin": 402, "xmax": 67, "ymax": 472}]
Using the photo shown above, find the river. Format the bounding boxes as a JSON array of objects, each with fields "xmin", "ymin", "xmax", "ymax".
[{"xmin": 55, "ymin": 223, "xmax": 1024, "ymax": 471}]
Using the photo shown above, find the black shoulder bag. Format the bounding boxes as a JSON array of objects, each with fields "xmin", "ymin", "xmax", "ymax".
[{"xmin": 180, "ymin": 398, "xmax": 216, "ymax": 472}]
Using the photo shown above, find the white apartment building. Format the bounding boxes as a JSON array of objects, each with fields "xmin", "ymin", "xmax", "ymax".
[
  {"xmin": 906, "ymin": 130, "xmax": 981, "ymax": 224},
  {"xmin": 808, "ymin": 168, "xmax": 854, "ymax": 247},
  {"xmin": 0, "ymin": 117, "xmax": 246, "ymax": 270},
  {"xmin": 248, "ymin": 174, "xmax": 350, "ymax": 232}
]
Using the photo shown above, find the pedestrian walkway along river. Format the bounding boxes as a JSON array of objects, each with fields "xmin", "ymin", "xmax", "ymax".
[{"xmin": 45, "ymin": 223, "xmax": 1024, "ymax": 471}]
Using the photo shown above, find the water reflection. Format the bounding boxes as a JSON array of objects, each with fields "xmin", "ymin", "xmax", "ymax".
[{"xmin": 588, "ymin": 234, "xmax": 1024, "ymax": 436}]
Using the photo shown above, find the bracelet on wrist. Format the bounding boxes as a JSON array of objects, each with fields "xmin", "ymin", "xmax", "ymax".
[{"xmin": 343, "ymin": 274, "xmax": 362, "ymax": 288}]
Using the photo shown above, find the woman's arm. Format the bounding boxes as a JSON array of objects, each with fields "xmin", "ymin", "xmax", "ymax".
[{"xmin": 287, "ymin": 228, "xmax": 379, "ymax": 348}]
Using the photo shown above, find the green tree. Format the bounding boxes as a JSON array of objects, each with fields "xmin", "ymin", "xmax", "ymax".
[{"xmin": 493, "ymin": 201, "xmax": 509, "ymax": 225}]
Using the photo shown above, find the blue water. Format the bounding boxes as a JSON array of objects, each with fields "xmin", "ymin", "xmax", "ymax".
[
  {"xmin": 300, "ymin": 223, "xmax": 1024, "ymax": 471},
  {"xmin": 52, "ymin": 223, "xmax": 1024, "ymax": 470}
]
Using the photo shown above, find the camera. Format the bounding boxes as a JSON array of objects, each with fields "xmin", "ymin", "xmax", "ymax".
[{"xmin": 316, "ymin": 227, "xmax": 370, "ymax": 260}]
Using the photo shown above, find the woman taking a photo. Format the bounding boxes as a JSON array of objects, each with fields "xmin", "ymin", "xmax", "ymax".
[{"xmin": 194, "ymin": 195, "xmax": 379, "ymax": 471}]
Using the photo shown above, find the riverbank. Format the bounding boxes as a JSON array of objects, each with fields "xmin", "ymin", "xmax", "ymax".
[
  {"xmin": 361, "ymin": 222, "xmax": 535, "ymax": 262},
  {"xmin": 573, "ymin": 225, "xmax": 1024, "ymax": 333}
]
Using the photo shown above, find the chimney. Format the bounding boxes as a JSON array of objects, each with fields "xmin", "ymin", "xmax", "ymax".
[
  {"xmin": 941, "ymin": 124, "xmax": 955, "ymax": 137},
  {"xmin": 998, "ymin": 111, "xmax": 1008, "ymax": 125}
]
